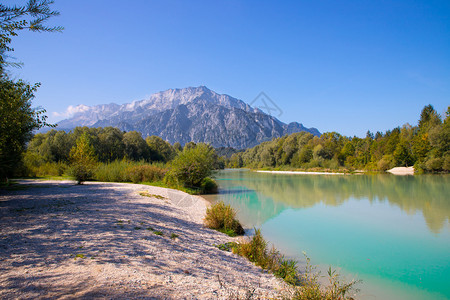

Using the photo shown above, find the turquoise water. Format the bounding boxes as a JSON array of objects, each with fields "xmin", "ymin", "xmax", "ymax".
[{"xmin": 206, "ymin": 169, "xmax": 450, "ymax": 300}]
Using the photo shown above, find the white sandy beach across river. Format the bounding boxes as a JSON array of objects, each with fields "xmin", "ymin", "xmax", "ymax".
[
  {"xmin": 0, "ymin": 180, "xmax": 283, "ymax": 299},
  {"xmin": 256, "ymin": 170, "xmax": 346, "ymax": 175}
]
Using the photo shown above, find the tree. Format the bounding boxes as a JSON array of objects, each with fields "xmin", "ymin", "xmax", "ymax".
[
  {"xmin": 173, "ymin": 142, "xmax": 182, "ymax": 152},
  {"xmin": 123, "ymin": 131, "xmax": 149, "ymax": 161},
  {"xmin": 69, "ymin": 133, "xmax": 97, "ymax": 184},
  {"xmin": 1, "ymin": 0, "xmax": 63, "ymax": 72},
  {"xmin": 418, "ymin": 105, "xmax": 441, "ymax": 132},
  {"xmin": 145, "ymin": 135, "xmax": 175, "ymax": 162},
  {"xmin": 393, "ymin": 141, "xmax": 414, "ymax": 167},
  {"xmin": 97, "ymin": 127, "xmax": 125, "ymax": 162},
  {"xmin": 0, "ymin": 1, "xmax": 61, "ymax": 181},
  {"xmin": 0, "ymin": 79, "xmax": 52, "ymax": 180}
]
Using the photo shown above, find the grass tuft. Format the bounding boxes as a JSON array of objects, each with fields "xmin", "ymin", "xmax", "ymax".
[
  {"xmin": 204, "ymin": 201, "xmax": 244, "ymax": 236},
  {"xmin": 138, "ymin": 191, "xmax": 166, "ymax": 199}
]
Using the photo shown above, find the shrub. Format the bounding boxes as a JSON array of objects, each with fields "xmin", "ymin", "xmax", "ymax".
[
  {"xmin": 200, "ymin": 177, "xmax": 218, "ymax": 194},
  {"xmin": 377, "ymin": 155, "xmax": 393, "ymax": 171},
  {"xmin": 424, "ymin": 157, "xmax": 443, "ymax": 172},
  {"xmin": 94, "ymin": 160, "xmax": 167, "ymax": 183},
  {"xmin": 69, "ymin": 162, "xmax": 94, "ymax": 184},
  {"xmin": 236, "ymin": 228, "xmax": 269, "ymax": 266},
  {"xmin": 204, "ymin": 201, "xmax": 244, "ymax": 236},
  {"xmin": 164, "ymin": 143, "xmax": 217, "ymax": 190},
  {"xmin": 95, "ymin": 160, "xmax": 132, "ymax": 182},
  {"xmin": 126, "ymin": 165, "xmax": 167, "ymax": 183},
  {"xmin": 233, "ymin": 229, "xmax": 299, "ymax": 285}
]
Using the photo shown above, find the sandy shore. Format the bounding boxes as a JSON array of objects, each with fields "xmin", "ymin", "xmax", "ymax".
[
  {"xmin": 256, "ymin": 170, "xmax": 346, "ymax": 175},
  {"xmin": 0, "ymin": 180, "xmax": 283, "ymax": 299},
  {"xmin": 386, "ymin": 167, "xmax": 415, "ymax": 175}
]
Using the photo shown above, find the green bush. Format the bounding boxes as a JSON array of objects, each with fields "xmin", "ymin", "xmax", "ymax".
[
  {"xmin": 204, "ymin": 201, "xmax": 244, "ymax": 236},
  {"xmin": 200, "ymin": 177, "xmax": 218, "ymax": 194},
  {"xmin": 94, "ymin": 160, "xmax": 167, "ymax": 183},
  {"xmin": 69, "ymin": 162, "xmax": 94, "ymax": 184},
  {"xmin": 94, "ymin": 160, "xmax": 133, "ymax": 182},
  {"xmin": 424, "ymin": 157, "xmax": 443, "ymax": 172},
  {"xmin": 233, "ymin": 229, "xmax": 299, "ymax": 285},
  {"xmin": 126, "ymin": 165, "xmax": 167, "ymax": 183},
  {"xmin": 164, "ymin": 143, "xmax": 217, "ymax": 190},
  {"xmin": 233, "ymin": 231, "xmax": 359, "ymax": 296}
]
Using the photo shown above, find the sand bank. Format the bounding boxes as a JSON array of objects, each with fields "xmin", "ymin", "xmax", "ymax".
[
  {"xmin": 386, "ymin": 167, "xmax": 415, "ymax": 175},
  {"xmin": 0, "ymin": 180, "xmax": 283, "ymax": 299}
]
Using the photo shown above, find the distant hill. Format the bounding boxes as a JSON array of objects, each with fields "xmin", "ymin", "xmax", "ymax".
[{"xmin": 56, "ymin": 86, "xmax": 320, "ymax": 149}]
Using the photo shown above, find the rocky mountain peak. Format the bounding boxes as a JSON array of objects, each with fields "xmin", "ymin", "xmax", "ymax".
[{"xmin": 56, "ymin": 86, "xmax": 320, "ymax": 148}]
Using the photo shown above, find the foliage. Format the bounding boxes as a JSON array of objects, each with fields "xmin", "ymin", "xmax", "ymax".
[
  {"xmin": 228, "ymin": 105, "xmax": 449, "ymax": 173},
  {"xmin": 204, "ymin": 201, "xmax": 244, "ymax": 236},
  {"xmin": 146, "ymin": 135, "xmax": 175, "ymax": 162},
  {"xmin": 68, "ymin": 133, "xmax": 97, "ymax": 184},
  {"xmin": 94, "ymin": 160, "xmax": 134, "ymax": 182},
  {"xmin": 21, "ymin": 127, "xmax": 175, "ymax": 171},
  {"xmin": 200, "ymin": 177, "xmax": 218, "ymax": 194},
  {"xmin": 0, "ymin": 78, "xmax": 52, "ymax": 180},
  {"xmin": 94, "ymin": 160, "xmax": 167, "ymax": 184},
  {"xmin": 164, "ymin": 143, "xmax": 219, "ymax": 190},
  {"xmin": 215, "ymin": 241, "xmax": 238, "ymax": 252},
  {"xmin": 127, "ymin": 164, "xmax": 167, "ymax": 183},
  {"xmin": 233, "ymin": 230, "xmax": 359, "ymax": 298},
  {"xmin": 123, "ymin": 131, "xmax": 150, "ymax": 161},
  {"xmin": 0, "ymin": 0, "xmax": 63, "ymax": 72},
  {"xmin": 233, "ymin": 229, "xmax": 299, "ymax": 285}
]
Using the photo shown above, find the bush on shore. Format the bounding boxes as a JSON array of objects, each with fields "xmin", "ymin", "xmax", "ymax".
[
  {"xmin": 164, "ymin": 143, "xmax": 218, "ymax": 193},
  {"xmin": 230, "ymin": 229, "xmax": 360, "ymax": 299},
  {"xmin": 127, "ymin": 164, "xmax": 167, "ymax": 183},
  {"xmin": 94, "ymin": 160, "xmax": 167, "ymax": 184},
  {"xmin": 204, "ymin": 201, "xmax": 244, "ymax": 236}
]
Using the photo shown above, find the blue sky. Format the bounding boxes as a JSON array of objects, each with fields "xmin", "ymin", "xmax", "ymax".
[{"xmin": 6, "ymin": 0, "xmax": 450, "ymax": 137}]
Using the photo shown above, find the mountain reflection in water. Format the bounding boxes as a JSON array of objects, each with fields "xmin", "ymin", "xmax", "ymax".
[{"xmin": 210, "ymin": 170, "xmax": 449, "ymax": 234}]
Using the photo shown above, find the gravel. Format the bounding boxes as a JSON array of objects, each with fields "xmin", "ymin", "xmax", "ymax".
[{"xmin": 0, "ymin": 180, "xmax": 283, "ymax": 299}]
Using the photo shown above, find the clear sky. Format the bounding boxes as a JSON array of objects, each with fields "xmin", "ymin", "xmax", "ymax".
[{"xmin": 6, "ymin": 0, "xmax": 450, "ymax": 137}]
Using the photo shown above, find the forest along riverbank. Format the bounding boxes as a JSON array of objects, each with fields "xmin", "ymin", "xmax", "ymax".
[{"xmin": 0, "ymin": 180, "xmax": 283, "ymax": 299}]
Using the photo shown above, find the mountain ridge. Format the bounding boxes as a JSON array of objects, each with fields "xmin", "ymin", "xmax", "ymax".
[{"xmin": 56, "ymin": 86, "xmax": 320, "ymax": 149}]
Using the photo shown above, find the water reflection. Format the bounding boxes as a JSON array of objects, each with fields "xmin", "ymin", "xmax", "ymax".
[{"xmin": 212, "ymin": 170, "xmax": 450, "ymax": 234}]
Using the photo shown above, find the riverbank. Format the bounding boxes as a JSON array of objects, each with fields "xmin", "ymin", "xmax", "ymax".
[
  {"xmin": 0, "ymin": 180, "xmax": 283, "ymax": 299},
  {"xmin": 386, "ymin": 166, "xmax": 415, "ymax": 175}
]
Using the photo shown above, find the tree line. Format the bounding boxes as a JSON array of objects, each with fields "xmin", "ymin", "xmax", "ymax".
[
  {"xmin": 21, "ymin": 127, "xmax": 221, "ymax": 174},
  {"xmin": 228, "ymin": 105, "xmax": 450, "ymax": 173}
]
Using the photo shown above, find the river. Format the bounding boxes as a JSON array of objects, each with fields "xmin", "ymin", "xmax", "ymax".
[{"xmin": 205, "ymin": 169, "xmax": 450, "ymax": 300}]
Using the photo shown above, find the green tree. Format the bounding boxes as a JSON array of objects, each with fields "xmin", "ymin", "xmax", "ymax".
[
  {"xmin": 173, "ymin": 142, "xmax": 182, "ymax": 152},
  {"xmin": 97, "ymin": 127, "xmax": 125, "ymax": 162},
  {"xmin": 418, "ymin": 104, "xmax": 441, "ymax": 132},
  {"xmin": 0, "ymin": 79, "xmax": 52, "ymax": 180},
  {"xmin": 123, "ymin": 131, "xmax": 149, "ymax": 161},
  {"xmin": 1, "ymin": 0, "xmax": 63, "ymax": 72},
  {"xmin": 69, "ymin": 133, "xmax": 97, "ymax": 184},
  {"xmin": 393, "ymin": 141, "xmax": 414, "ymax": 167},
  {"xmin": 145, "ymin": 135, "xmax": 175, "ymax": 162}
]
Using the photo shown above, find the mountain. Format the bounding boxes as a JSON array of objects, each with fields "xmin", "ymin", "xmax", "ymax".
[{"xmin": 57, "ymin": 86, "xmax": 320, "ymax": 149}]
